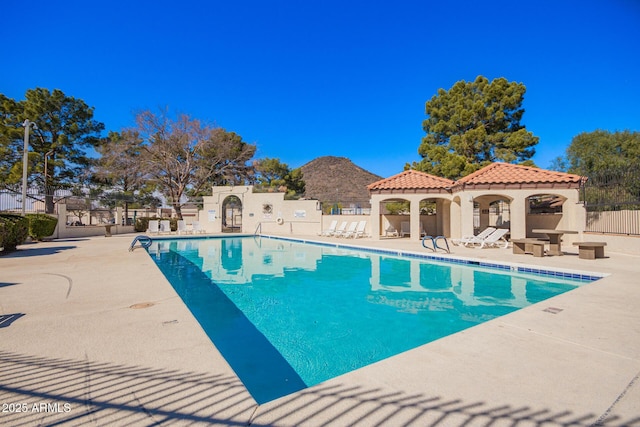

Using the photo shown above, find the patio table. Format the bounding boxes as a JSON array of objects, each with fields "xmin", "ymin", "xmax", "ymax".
[{"xmin": 532, "ymin": 229, "xmax": 578, "ymax": 256}]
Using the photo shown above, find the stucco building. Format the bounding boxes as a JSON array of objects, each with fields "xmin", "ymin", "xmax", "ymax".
[{"xmin": 368, "ymin": 162, "xmax": 585, "ymax": 242}]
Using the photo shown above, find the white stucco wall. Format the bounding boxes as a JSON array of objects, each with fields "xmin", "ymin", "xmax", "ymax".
[
  {"xmin": 51, "ymin": 204, "xmax": 135, "ymax": 239},
  {"xmin": 194, "ymin": 185, "xmax": 640, "ymax": 254},
  {"xmin": 201, "ymin": 186, "xmax": 322, "ymax": 235}
]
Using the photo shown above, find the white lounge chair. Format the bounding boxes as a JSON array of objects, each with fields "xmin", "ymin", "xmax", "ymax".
[
  {"xmin": 351, "ymin": 220, "xmax": 368, "ymax": 239},
  {"xmin": 478, "ymin": 228, "xmax": 510, "ymax": 248},
  {"xmin": 147, "ymin": 220, "xmax": 159, "ymax": 235},
  {"xmin": 400, "ymin": 221, "xmax": 410, "ymax": 237},
  {"xmin": 160, "ymin": 220, "xmax": 172, "ymax": 234},
  {"xmin": 177, "ymin": 219, "xmax": 190, "ymax": 235},
  {"xmin": 451, "ymin": 227, "xmax": 496, "ymax": 247},
  {"xmin": 319, "ymin": 220, "xmax": 338, "ymax": 236},
  {"xmin": 191, "ymin": 221, "xmax": 205, "ymax": 234},
  {"xmin": 332, "ymin": 221, "xmax": 348, "ymax": 237},
  {"xmin": 385, "ymin": 224, "xmax": 399, "ymax": 237},
  {"xmin": 338, "ymin": 221, "xmax": 358, "ymax": 238}
]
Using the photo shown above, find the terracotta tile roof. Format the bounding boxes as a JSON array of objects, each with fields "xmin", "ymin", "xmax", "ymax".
[
  {"xmin": 368, "ymin": 170, "xmax": 455, "ymax": 191},
  {"xmin": 368, "ymin": 163, "xmax": 583, "ymax": 193},
  {"xmin": 455, "ymin": 162, "xmax": 583, "ymax": 186}
]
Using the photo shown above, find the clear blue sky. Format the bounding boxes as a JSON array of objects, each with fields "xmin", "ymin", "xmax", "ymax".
[{"xmin": 2, "ymin": 0, "xmax": 639, "ymax": 178}]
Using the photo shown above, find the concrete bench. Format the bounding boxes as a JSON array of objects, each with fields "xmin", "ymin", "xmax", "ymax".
[
  {"xmin": 572, "ymin": 242, "xmax": 607, "ymax": 259},
  {"xmin": 512, "ymin": 238, "xmax": 546, "ymax": 257}
]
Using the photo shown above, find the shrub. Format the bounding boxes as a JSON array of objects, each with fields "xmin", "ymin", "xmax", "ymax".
[
  {"xmin": 25, "ymin": 213, "xmax": 58, "ymax": 241},
  {"xmin": 135, "ymin": 217, "xmax": 152, "ymax": 232},
  {"xmin": 0, "ymin": 214, "xmax": 29, "ymax": 251}
]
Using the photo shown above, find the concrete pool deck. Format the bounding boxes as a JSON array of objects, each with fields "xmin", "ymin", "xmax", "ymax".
[{"xmin": 1, "ymin": 233, "xmax": 639, "ymax": 426}]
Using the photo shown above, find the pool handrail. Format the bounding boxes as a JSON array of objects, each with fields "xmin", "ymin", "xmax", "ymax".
[
  {"xmin": 129, "ymin": 235, "xmax": 153, "ymax": 252},
  {"xmin": 422, "ymin": 235, "xmax": 450, "ymax": 253}
]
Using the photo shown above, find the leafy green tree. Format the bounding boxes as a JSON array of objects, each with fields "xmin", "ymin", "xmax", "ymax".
[
  {"xmin": 283, "ymin": 167, "xmax": 305, "ymax": 199},
  {"xmin": 410, "ymin": 76, "xmax": 538, "ymax": 180},
  {"xmin": 385, "ymin": 201, "xmax": 409, "ymax": 215},
  {"xmin": 254, "ymin": 158, "xmax": 289, "ymax": 187},
  {"xmin": 0, "ymin": 88, "xmax": 105, "ymax": 212},
  {"xmin": 563, "ymin": 130, "xmax": 640, "ymax": 175},
  {"xmin": 203, "ymin": 130, "xmax": 257, "ymax": 187},
  {"xmin": 0, "ymin": 95, "xmax": 23, "ymax": 184},
  {"xmin": 552, "ymin": 130, "xmax": 640, "ymax": 210},
  {"xmin": 254, "ymin": 157, "xmax": 306, "ymax": 199},
  {"xmin": 557, "ymin": 130, "xmax": 640, "ymax": 209},
  {"xmin": 547, "ymin": 156, "xmax": 569, "ymax": 172},
  {"xmin": 134, "ymin": 109, "xmax": 256, "ymax": 219}
]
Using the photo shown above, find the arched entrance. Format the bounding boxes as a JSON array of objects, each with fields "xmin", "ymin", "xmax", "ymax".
[
  {"xmin": 419, "ymin": 197, "xmax": 451, "ymax": 237},
  {"xmin": 221, "ymin": 195, "xmax": 242, "ymax": 233},
  {"xmin": 472, "ymin": 195, "xmax": 512, "ymax": 234},
  {"xmin": 526, "ymin": 193, "xmax": 566, "ymax": 236},
  {"xmin": 378, "ymin": 197, "xmax": 410, "ymax": 237}
]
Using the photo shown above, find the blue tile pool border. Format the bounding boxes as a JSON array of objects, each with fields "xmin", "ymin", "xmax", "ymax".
[
  {"xmin": 258, "ymin": 235, "xmax": 607, "ymax": 283},
  {"xmin": 147, "ymin": 233, "xmax": 607, "ymax": 283}
]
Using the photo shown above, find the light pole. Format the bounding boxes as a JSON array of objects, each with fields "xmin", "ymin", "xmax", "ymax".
[{"xmin": 21, "ymin": 119, "xmax": 37, "ymax": 216}]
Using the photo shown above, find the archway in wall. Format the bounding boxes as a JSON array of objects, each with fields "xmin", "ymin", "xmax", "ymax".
[
  {"xmin": 419, "ymin": 197, "xmax": 451, "ymax": 237},
  {"xmin": 526, "ymin": 194, "xmax": 566, "ymax": 236},
  {"xmin": 473, "ymin": 195, "xmax": 512, "ymax": 234},
  {"xmin": 222, "ymin": 195, "xmax": 243, "ymax": 233},
  {"xmin": 378, "ymin": 198, "xmax": 410, "ymax": 237}
]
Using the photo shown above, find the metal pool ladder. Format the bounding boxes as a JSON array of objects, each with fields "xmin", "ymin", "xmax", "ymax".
[
  {"xmin": 129, "ymin": 235, "xmax": 153, "ymax": 252},
  {"xmin": 422, "ymin": 235, "xmax": 450, "ymax": 253}
]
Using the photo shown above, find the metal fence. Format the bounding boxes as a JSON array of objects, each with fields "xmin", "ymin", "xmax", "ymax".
[
  {"xmin": 3, "ymin": 192, "xmax": 210, "ymax": 232},
  {"xmin": 0, "ymin": 189, "xmax": 64, "ymax": 214},
  {"xmin": 581, "ymin": 168, "xmax": 640, "ymax": 235}
]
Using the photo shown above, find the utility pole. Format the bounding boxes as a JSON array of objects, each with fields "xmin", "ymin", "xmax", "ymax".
[{"xmin": 21, "ymin": 119, "xmax": 37, "ymax": 216}]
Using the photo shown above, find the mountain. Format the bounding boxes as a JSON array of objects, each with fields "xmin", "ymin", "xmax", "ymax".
[{"xmin": 300, "ymin": 156, "xmax": 383, "ymax": 207}]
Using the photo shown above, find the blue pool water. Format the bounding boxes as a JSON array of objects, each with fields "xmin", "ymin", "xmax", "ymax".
[{"xmin": 147, "ymin": 236, "xmax": 598, "ymax": 404}]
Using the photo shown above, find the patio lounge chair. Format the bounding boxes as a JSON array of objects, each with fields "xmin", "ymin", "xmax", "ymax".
[
  {"xmin": 332, "ymin": 221, "xmax": 348, "ymax": 237},
  {"xmin": 177, "ymin": 220, "xmax": 190, "ymax": 235},
  {"xmin": 147, "ymin": 220, "xmax": 160, "ymax": 235},
  {"xmin": 191, "ymin": 221, "xmax": 205, "ymax": 234},
  {"xmin": 319, "ymin": 220, "xmax": 338, "ymax": 236},
  {"xmin": 401, "ymin": 221, "xmax": 410, "ymax": 237},
  {"xmin": 451, "ymin": 227, "xmax": 496, "ymax": 247},
  {"xmin": 350, "ymin": 220, "xmax": 368, "ymax": 239},
  {"xmin": 160, "ymin": 220, "xmax": 172, "ymax": 234},
  {"xmin": 477, "ymin": 228, "xmax": 510, "ymax": 249},
  {"xmin": 339, "ymin": 221, "xmax": 358, "ymax": 238},
  {"xmin": 385, "ymin": 224, "xmax": 399, "ymax": 237}
]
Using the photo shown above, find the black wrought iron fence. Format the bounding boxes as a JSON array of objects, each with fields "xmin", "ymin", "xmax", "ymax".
[
  {"xmin": 0, "ymin": 189, "xmax": 65, "ymax": 214},
  {"xmin": 581, "ymin": 168, "xmax": 640, "ymax": 235}
]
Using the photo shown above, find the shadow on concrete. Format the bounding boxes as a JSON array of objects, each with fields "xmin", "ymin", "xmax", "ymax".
[
  {"xmin": 253, "ymin": 382, "xmax": 640, "ymax": 427},
  {"xmin": 0, "ymin": 282, "xmax": 19, "ymax": 288},
  {"xmin": 0, "ymin": 350, "xmax": 257, "ymax": 426},
  {"xmin": 1, "ymin": 350, "xmax": 637, "ymax": 426},
  {"xmin": 0, "ymin": 313, "xmax": 25, "ymax": 328},
  {"xmin": 1, "ymin": 246, "xmax": 76, "ymax": 258}
]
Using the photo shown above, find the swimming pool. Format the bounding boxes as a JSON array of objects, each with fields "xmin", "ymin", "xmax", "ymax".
[{"xmin": 147, "ymin": 236, "xmax": 600, "ymax": 404}]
